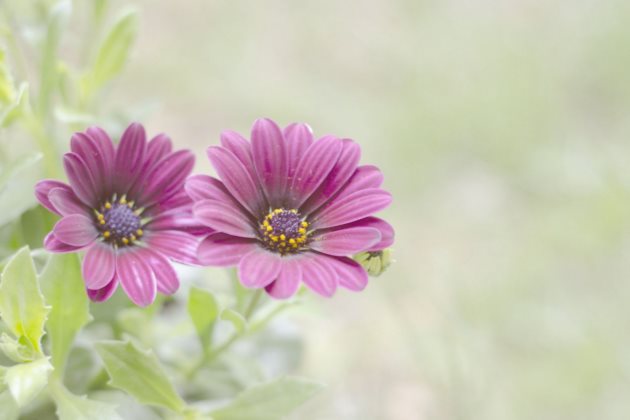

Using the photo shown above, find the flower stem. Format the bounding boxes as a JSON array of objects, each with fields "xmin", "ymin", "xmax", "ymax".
[{"xmin": 243, "ymin": 289, "xmax": 264, "ymax": 319}]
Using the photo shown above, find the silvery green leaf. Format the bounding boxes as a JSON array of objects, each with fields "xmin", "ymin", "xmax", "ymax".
[
  {"xmin": 0, "ymin": 333, "xmax": 37, "ymax": 363},
  {"xmin": 49, "ymin": 380, "xmax": 122, "ymax": 420},
  {"xmin": 0, "ymin": 390, "xmax": 19, "ymax": 420},
  {"xmin": 95, "ymin": 340, "xmax": 186, "ymax": 413},
  {"xmin": 188, "ymin": 287, "xmax": 220, "ymax": 348},
  {"xmin": 0, "ymin": 48, "xmax": 16, "ymax": 105},
  {"xmin": 82, "ymin": 9, "xmax": 138, "ymax": 97},
  {"xmin": 4, "ymin": 357, "xmax": 53, "ymax": 407},
  {"xmin": 0, "ymin": 152, "xmax": 43, "ymax": 227},
  {"xmin": 40, "ymin": 253, "xmax": 92, "ymax": 373},
  {"xmin": 209, "ymin": 377, "xmax": 323, "ymax": 420},
  {"xmin": 220, "ymin": 309, "xmax": 247, "ymax": 335},
  {"xmin": 0, "ymin": 247, "xmax": 50, "ymax": 354}
]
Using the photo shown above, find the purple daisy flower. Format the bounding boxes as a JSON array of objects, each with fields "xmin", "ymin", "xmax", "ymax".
[
  {"xmin": 35, "ymin": 123, "xmax": 201, "ymax": 306},
  {"xmin": 186, "ymin": 118, "xmax": 394, "ymax": 299}
]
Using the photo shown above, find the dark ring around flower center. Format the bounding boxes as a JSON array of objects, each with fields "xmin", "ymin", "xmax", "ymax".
[
  {"xmin": 95, "ymin": 195, "xmax": 145, "ymax": 246},
  {"xmin": 259, "ymin": 208, "xmax": 309, "ymax": 255}
]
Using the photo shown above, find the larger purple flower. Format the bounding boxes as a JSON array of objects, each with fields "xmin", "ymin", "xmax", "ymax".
[
  {"xmin": 187, "ymin": 118, "xmax": 394, "ymax": 298},
  {"xmin": 35, "ymin": 123, "xmax": 201, "ymax": 306}
]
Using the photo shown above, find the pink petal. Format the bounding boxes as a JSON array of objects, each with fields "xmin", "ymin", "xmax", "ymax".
[
  {"xmin": 114, "ymin": 123, "xmax": 147, "ymax": 194},
  {"xmin": 220, "ymin": 130, "xmax": 256, "ymax": 173},
  {"xmin": 311, "ymin": 188, "xmax": 392, "ymax": 230},
  {"xmin": 185, "ymin": 175, "xmax": 233, "ymax": 203},
  {"xmin": 87, "ymin": 277, "xmax": 119, "ymax": 302},
  {"xmin": 310, "ymin": 226, "xmax": 381, "ymax": 256},
  {"xmin": 323, "ymin": 254, "xmax": 369, "ymax": 291},
  {"xmin": 289, "ymin": 136, "xmax": 343, "ymax": 208},
  {"xmin": 238, "ymin": 248, "xmax": 282, "ymax": 288},
  {"xmin": 116, "ymin": 249, "xmax": 156, "ymax": 307},
  {"xmin": 148, "ymin": 212, "xmax": 212, "ymax": 236},
  {"xmin": 132, "ymin": 150, "xmax": 195, "ymax": 206},
  {"xmin": 83, "ymin": 242, "xmax": 116, "ymax": 289},
  {"xmin": 35, "ymin": 180, "xmax": 71, "ymax": 215},
  {"xmin": 300, "ymin": 253, "xmax": 338, "ymax": 297},
  {"xmin": 136, "ymin": 248, "xmax": 180, "ymax": 295},
  {"xmin": 300, "ymin": 139, "xmax": 361, "ymax": 214},
  {"xmin": 48, "ymin": 187, "xmax": 88, "ymax": 216},
  {"xmin": 265, "ymin": 257, "xmax": 302, "ymax": 299},
  {"xmin": 53, "ymin": 214, "xmax": 98, "ymax": 247},
  {"xmin": 43, "ymin": 232, "xmax": 84, "ymax": 253},
  {"xmin": 63, "ymin": 153, "xmax": 98, "ymax": 206},
  {"xmin": 197, "ymin": 233, "xmax": 258, "ymax": 267},
  {"xmin": 333, "ymin": 217, "xmax": 394, "ymax": 251},
  {"xmin": 145, "ymin": 134, "xmax": 172, "ymax": 168},
  {"xmin": 283, "ymin": 123, "xmax": 313, "ymax": 179},
  {"xmin": 331, "ymin": 165, "xmax": 384, "ymax": 201},
  {"xmin": 251, "ymin": 118, "xmax": 288, "ymax": 206},
  {"xmin": 193, "ymin": 199, "xmax": 257, "ymax": 238},
  {"xmin": 145, "ymin": 230, "xmax": 200, "ymax": 265},
  {"xmin": 207, "ymin": 146, "xmax": 266, "ymax": 216}
]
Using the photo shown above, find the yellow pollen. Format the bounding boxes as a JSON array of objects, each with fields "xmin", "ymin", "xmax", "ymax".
[
  {"xmin": 121, "ymin": 237, "xmax": 129, "ymax": 245},
  {"xmin": 271, "ymin": 236, "xmax": 279, "ymax": 242},
  {"xmin": 99, "ymin": 219, "xmax": 106, "ymax": 225},
  {"xmin": 292, "ymin": 243, "xmax": 298, "ymax": 248},
  {"xmin": 301, "ymin": 221, "xmax": 308, "ymax": 228},
  {"xmin": 289, "ymin": 238, "xmax": 296, "ymax": 245},
  {"xmin": 130, "ymin": 234, "xmax": 137, "ymax": 241},
  {"xmin": 280, "ymin": 234, "xmax": 286, "ymax": 241},
  {"xmin": 274, "ymin": 208, "xmax": 282, "ymax": 214},
  {"xmin": 266, "ymin": 225, "xmax": 273, "ymax": 232},
  {"xmin": 298, "ymin": 228, "xmax": 306, "ymax": 234},
  {"xmin": 120, "ymin": 197, "xmax": 127, "ymax": 205},
  {"xmin": 136, "ymin": 229, "xmax": 143, "ymax": 236},
  {"xmin": 105, "ymin": 202, "xmax": 112, "ymax": 209},
  {"xmin": 103, "ymin": 231, "xmax": 111, "ymax": 238},
  {"xmin": 127, "ymin": 202, "xmax": 134, "ymax": 208}
]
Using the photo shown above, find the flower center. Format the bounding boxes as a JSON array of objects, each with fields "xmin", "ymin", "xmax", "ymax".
[
  {"xmin": 95, "ymin": 195, "xmax": 144, "ymax": 246},
  {"xmin": 259, "ymin": 208, "xmax": 309, "ymax": 255}
]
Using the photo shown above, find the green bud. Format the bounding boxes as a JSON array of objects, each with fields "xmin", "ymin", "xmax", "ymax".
[{"xmin": 354, "ymin": 249, "xmax": 392, "ymax": 276}]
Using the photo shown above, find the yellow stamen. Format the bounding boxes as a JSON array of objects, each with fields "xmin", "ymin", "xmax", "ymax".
[
  {"xmin": 136, "ymin": 229, "xmax": 143, "ymax": 236},
  {"xmin": 121, "ymin": 237, "xmax": 129, "ymax": 245},
  {"xmin": 266, "ymin": 225, "xmax": 273, "ymax": 232},
  {"xmin": 130, "ymin": 234, "xmax": 137, "ymax": 241},
  {"xmin": 105, "ymin": 202, "xmax": 112, "ymax": 209},
  {"xmin": 271, "ymin": 235, "xmax": 278, "ymax": 242},
  {"xmin": 289, "ymin": 238, "xmax": 296, "ymax": 245},
  {"xmin": 301, "ymin": 221, "xmax": 308, "ymax": 228},
  {"xmin": 280, "ymin": 234, "xmax": 286, "ymax": 241},
  {"xmin": 99, "ymin": 219, "xmax": 106, "ymax": 225},
  {"xmin": 298, "ymin": 228, "xmax": 306, "ymax": 234},
  {"xmin": 103, "ymin": 231, "xmax": 111, "ymax": 238}
]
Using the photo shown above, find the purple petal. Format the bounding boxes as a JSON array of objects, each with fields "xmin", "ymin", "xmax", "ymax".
[
  {"xmin": 332, "ymin": 165, "xmax": 384, "ymax": 201},
  {"xmin": 145, "ymin": 134, "xmax": 172, "ymax": 166},
  {"xmin": 132, "ymin": 150, "xmax": 195, "ymax": 206},
  {"xmin": 85, "ymin": 127, "xmax": 116, "ymax": 196},
  {"xmin": 207, "ymin": 146, "xmax": 266, "ymax": 216},
  {"xmin": 87, "ymin": 277, "xmax": 119, "ymax": 302},
  {"xmin": 300, "ymin": 139, "xmax": 361, "ymax": 214},
  {"xmin": 323, "ymin": 254, "xmax": 369, "ymax": 291},
  {"xmin": 265, "ymin": 257, "xmax": 302, "ymax": 299},
  {"xmin": 185, "ymin": 175, "xmax": 231, "ymax": 202},
  {"xmin": 197, "ymin": 233, "xmax": 258, "ymax": 267},
  {"xmin": 114, "ymin": 123, "xmax": 147, "ymax": 193},
  {"xmin": 145, "ymin": 230, "xmax": 200, "ymax": 265},
  {"xmin": 71, "ymin": 132, "xmax": 110, "ymax": 198},
  {"xmin": 44, "ymin": 232, "xmax": 84, "ymax": 253},
  {"xmin": 35, "ymin": 180, "xmax": 71, "ymax": 215},
  {"xmin": 148, "ymin": 212, "xmax": 212, "ymax": 236},
  {"xmin": 193, "ymin": 199, "xmax": 256, "ymax": 238},
  {"xmin": 116, "ymin": 249, "xmax": 156, "ymax": 307},
  {"xmin": 137, "ymin": 248, "xmax": 180, "ymax": 295},
  {"xmin": 310, "ymin": 226, "xmax": 381, "ymax": 256},
  {"xmin": 83, "ymin": 242, "xmax": 116, "ymax": 289},
  {"xmin": 311, "ymin": 188, "xmax": 392, "ymax": 229},
  {"xmin": 300, "ymin": 253, "xmax": 338, "ymax": 297},
  {"xmin": 53, "ymin": 214, "xmax": 98, "ymax": 247},
  {"xmin": 63, "ymin": 153, "xmax": 98, "ymax": 206},
  {"xmin": 289, "ymin": 136, "xmax": 343, "ymax": 208},
  {"xmin": 283, "ymin": 123, "xmax": 313, "ymax": 179},
  {"xmin": 251, "ymin": 118, "xmax": 288, "ymax": 206},
  {"xmin": 238, "ymin": 248, "xmax": 282, "ymax": 288},
  {"xmin": 48, "ymin": 187, "xmax": 87, "ymax": 216}
]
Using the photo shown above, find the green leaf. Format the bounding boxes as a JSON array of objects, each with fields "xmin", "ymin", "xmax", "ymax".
[
  {"xmin": 188, "ymin": 287, "xmax": 220, "ymax": 348},
  {"xmin": 49, "ymin": 380, "xmax": 122, "ymax": 420},
  {"xmin": 210, "ymin": 377, "xmax": 324, "ymax": 420},
  {"xmin": 0, "ymin": 333, "xmax": 37, "ymax": 363},
  {"xmin": 95, "ymin": 340, "xmax": 186, "ymax": 413},
  {"xmin": 0, "ymin": 247, "xmax": 50, "ymax": 354},
  {"xmin": 0, "ymin": 49, "xmax": 16, "ymax": 105},
  {"xmin": 0, "ymin": 83, "xmax": 30, "ymax": 128},
  {"xmin": 3, "ymin": 357, "xmax": 53, "ymax": 407},
  {"xmin": 82, "ymin": 9, "xmax": 138, "ymax": 98},
  {"xmin": 38, "ymin": 0, "xmax": 72, "ymax": 116},
  {"xmin": 220, "ymin": 309, "xmax": 247, "ymax": 335},
  {"xmin": 40, "ymin": 253, "xmax": 92, "ymax": 374},
  {"xmin": 0, "ymin": 153, "xmax": 44, "ymax": 227},
  {"xmin": 0, "ymin": 390, "xmax": 19, "ymax": 420}
]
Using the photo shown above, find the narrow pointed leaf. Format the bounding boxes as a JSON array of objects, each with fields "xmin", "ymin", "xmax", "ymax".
[
  {"xmin": 4, "ymin": 357, "xmax": 53, "ymax": 407},
  {"xmin": 50, "ymin": 380, "xmax": 122, "ymax": 420},
  {"xmin": 187, "ymin": 287, "xmax": 220, "ymax": 348}
]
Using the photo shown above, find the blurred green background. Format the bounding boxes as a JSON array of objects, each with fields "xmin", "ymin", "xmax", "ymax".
[{"xmin": 7, "ymin": 0, "xmax": 630, "ymax": 418}]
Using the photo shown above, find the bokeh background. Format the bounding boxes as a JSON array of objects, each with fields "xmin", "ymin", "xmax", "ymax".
[{"xmin": 7, "ymin": 0, "xmax": 630, "ymax": 418}]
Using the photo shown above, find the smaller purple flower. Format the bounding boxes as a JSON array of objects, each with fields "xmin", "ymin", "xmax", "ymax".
[
  {"xmin": 35, "ymin": 123, "xmax": 202, "ymax": 306},
  {"xmin": 187, "ymin": 118, "xmax": 394, "ymax": 299}
]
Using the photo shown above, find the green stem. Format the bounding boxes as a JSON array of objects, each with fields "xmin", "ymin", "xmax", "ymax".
[{"xmin": 243, "ymin": 289, "xmax": 264, "ymax": 319}]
